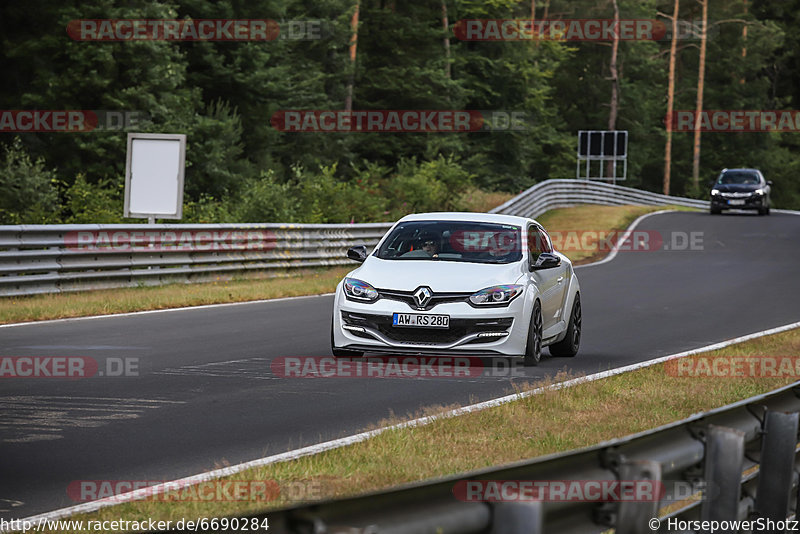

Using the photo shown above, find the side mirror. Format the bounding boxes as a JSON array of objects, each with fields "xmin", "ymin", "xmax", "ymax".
[
  {"xmin": 767, "ymin": 180, "xmax": 773, "ymax": 186},
  {"xmin": 346, "ymin": 245, "xmax": 367, "ymax": 262},
  {"xmin": 531, "ymin": 252, "xmax": 561, "ymax": 270}
]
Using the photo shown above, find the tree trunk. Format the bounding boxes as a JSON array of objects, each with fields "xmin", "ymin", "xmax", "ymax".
[
  {"xmin": 740, "ymin": 0, "xmax": 747, "ymax": 84},
  {"xmin": 691, "ymin": 0, "xmax": 708, "ymax": 189},
  {"xmin": 606, "ymin": 0, "xmax": 620, "ymax": 180},
  {"xmin": 663, "ymin": 0, "xmax": 680, "ymax": 195},
  {"xmin": 442, "ymin": 0, "xmax": 451, "ymax": 79},
  {"xmin": 344, "ymin": 1, "xmax": 360, "ymax": 113}
]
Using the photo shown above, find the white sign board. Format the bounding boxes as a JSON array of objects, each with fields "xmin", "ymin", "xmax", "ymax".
[{"xmin": 124, "ymin": 133, "xmax": 186, "ymax": 220}]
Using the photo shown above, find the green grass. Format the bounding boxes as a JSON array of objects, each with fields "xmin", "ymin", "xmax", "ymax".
[
  {"xmin": 0, "ymin": 204, "xmax": 692, "ymax": 324},
  {"xmin": 37, "ymin": 327, "xmax": 799, "ymax": 533}
]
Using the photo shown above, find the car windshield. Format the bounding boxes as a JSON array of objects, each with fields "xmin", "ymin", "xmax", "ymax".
[
  {"xmin": 375, "ymin": 221, "xmax": 522, "ymax": 264},
  {"xmin": 717, "ymin": 171, "xmax": 760, "ymax": 185}
]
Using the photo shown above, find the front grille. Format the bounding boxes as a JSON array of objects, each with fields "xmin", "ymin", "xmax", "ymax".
[
  {"xmin": 342, "ymin": 312, "xmax": 512, "ymax": 344},
  {"xmin": 377, "ymin": 289, "xmax": 473, "ymax": 311}
]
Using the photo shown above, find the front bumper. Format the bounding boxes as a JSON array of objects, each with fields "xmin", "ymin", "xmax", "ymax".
[
  {"xmin": 710, "ymin": 194, "xmax": 767, "ymax": 210},
  {"xmin": 333, "ymin": 292, "xmax": 528, "ymax": 356}
]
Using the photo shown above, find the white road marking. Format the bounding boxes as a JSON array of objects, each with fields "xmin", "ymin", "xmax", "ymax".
[
  {"xmin": 0, "ymin": 500, "xmax": 24, "ymax": 514},
  {"xmin": 574, "ymin": 209, "xmax": 674, "ymax": 269},
  {"xmin": 154, "ymin": 357, "xmax": 280, "ymax": 380},
  {"xmin": 0, "ymin": 397, "xmax": 185, "ymax": 444}
]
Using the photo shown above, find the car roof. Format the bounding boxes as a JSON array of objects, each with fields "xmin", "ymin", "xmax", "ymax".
[
  {"xmin": 397, "ymin": 212, "xmax": 536, "ymax": 227},
  {"xmin": 721, "ymin": 168, "xmax": 761, "ymax": 173}
]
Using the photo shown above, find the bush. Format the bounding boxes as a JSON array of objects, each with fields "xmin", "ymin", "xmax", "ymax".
[
  {"xmin": 181, "ymin": 194, "xmax": 233, "ymax": 223},
  {"xmin": 385, "ymin": 156, "xmax": 474, "ymax": 219},
  {"xmin": 63, "ymin": 174, "xmax": 124, "ymax": 224},
  {"xmin": 0, "ymin": 138, "xmax": 61, "ymax": 224},
  {"xmin": 232, "ymin": 170, "xmax": 299, "ymax": 223},
  {"xmin": 294, "ymin": 163, "xmax": 389, "ymax": 223}
]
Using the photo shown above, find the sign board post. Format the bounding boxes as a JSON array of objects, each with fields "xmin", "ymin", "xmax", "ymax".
[
  {"xmin": 124, "ymin": 133, "xmax": 186, "ymax": 222},
  {"xmin": 576, "ymin": 130, "xmax": 628, "ymax": 185}
]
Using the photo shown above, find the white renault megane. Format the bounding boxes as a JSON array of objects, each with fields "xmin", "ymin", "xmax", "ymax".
[{"xmin": 331, "ymin": 212, "xmax": 581, "ymax": 365}]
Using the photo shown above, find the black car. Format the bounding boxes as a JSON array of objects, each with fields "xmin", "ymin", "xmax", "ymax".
[{"xmin": 709, "ymin": 168, "xmax": 772, "ymax": 216}]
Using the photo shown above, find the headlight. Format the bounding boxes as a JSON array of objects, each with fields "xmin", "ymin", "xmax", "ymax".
[
  {"xmin": 754, "ymin": 188, "xmax": 764, "ymax": 195},
  {"xmin": 469, "ymin": 285, "xmax": 523, "ymax": 306},
  {"xmin": 343, "ymin": 278, "xmax": 379, "ymax": 302},
  {"xmin": 711, "ymin": 189, "xmax": 720, "ymax": 196}
]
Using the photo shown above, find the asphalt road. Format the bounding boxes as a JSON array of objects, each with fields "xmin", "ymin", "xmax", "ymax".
[{"xmin": 1, "ymin": 211, "xmax": 799, "ymax": 519}]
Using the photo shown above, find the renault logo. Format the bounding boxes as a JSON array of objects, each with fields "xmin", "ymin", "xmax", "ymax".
[{"xmin": 413, "ymin": 286, "xmax": 433, "ymax": 308}]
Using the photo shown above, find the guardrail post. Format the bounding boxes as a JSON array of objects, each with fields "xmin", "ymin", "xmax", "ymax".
[
  {"xmin": 754, "ymin": 410, "xmax": 799, "ymax": 526},
  {"xmin": 701, "ymin": 424, "xmax": 745, "ymax": 522},
  {"xmin": 615, "ymin": 460, "xmax": 662, "ymax": 534},
  {"xmin": 490, "ymin": 501, "xmax": 542, "ymax": 534}
]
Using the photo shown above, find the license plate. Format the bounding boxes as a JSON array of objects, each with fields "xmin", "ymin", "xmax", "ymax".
[
  {"xmin": 729, "ymin": 199, "xmax": 745, "ymax": 206},
  {"xmin": 392, "ymin": 313, "xmax": 450, "ymax": 329}
]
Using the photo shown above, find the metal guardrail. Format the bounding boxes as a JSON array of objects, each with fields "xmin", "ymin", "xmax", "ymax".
[
  {"xmin": 242, "ymin": 383, "xmax": 800, "ymax": 534},
  {"xmin": 0, "ymin": 223, "xmax": 392, "ymax": 297},
  {"xmin": 0, "ymin": 179, "xmax": 707, "ymax": 297},
  {"xmin": 489, "ymin": 178, "xmax": 709, "ymax": 218}
]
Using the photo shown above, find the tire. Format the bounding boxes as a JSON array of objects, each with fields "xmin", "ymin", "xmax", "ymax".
[
  {"xmin": 765, "ymin": 206, "xmax": 771, "ymax": 216},
  {"xmin": 549, "ymin": 294, "xmax": 581, "ymax": 357},
  {"xmin": 523, "ymin": 301, "xmax": 543, "ymax": 366},
  {"xmin": 710, "ymin": 207, "xmax": 721, "ymax": 215},
  {"xmin": 758, "ymin": 207, "xmax": 767, "ymax": 216},
  {"xmin": 331, "ymin": 321, "xmax": 363, "ymax": 358}
]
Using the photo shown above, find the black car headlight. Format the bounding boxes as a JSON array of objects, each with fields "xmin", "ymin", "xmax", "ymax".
[
  {"xmin": 343, "ymin": 278, "xmax": 379, "ymax": 302},
  {"xmin": 469, "ymin": 285, "xmax": 523, "ymax": 306}
]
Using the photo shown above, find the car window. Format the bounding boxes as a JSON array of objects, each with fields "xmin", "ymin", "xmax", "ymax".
[
  {"xmin": 528, "ymin": 225, "xmax": 552, "ymax": 259},
  {"xmin": 375, "ymin": 221, "xmax": 522, "ymax": 264},
  {"xmin": 717, "ymin": 171, "xmax": 760, "ymax": 185}
]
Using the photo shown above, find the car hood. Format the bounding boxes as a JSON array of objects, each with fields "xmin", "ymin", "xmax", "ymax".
[
  {"xmin": 714, "ymin": 183, "xmax": 759, "ymax": 193},
  {"xmin": 351, "ymin": 257, "xmax": 525, "ymax": 292}
]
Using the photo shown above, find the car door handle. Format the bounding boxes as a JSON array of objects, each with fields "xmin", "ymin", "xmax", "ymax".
[{"xmin": 557, "ymin": 276, "xmax": 564, "ymax": 283}]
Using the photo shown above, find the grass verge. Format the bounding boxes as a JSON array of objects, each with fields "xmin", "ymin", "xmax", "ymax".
[
  {"xmin": 0, "ymin": 204, "xmax": 692, "ymax": 325},
  {"xmin": 40, "ymin": 326, "xmax": 799, "ymax": 532}
]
